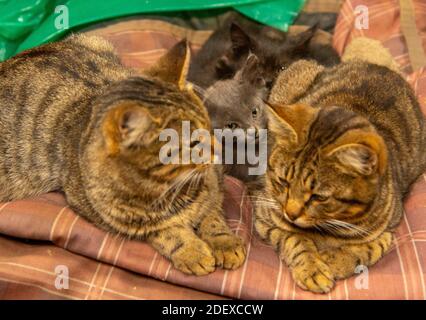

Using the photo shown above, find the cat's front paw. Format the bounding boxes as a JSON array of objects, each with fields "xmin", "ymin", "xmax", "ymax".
[
  {"xmin": 320, "ymin": 250, "xmax": 355, "ymax": 280},
  {"xmin": 171, "ymin": 239, "xmax": 216, "ymax": 276},
  {"xmin": 208, "ymin": 234, "xmax": 246, "ymax": 270},
  {"xmin": 320, "ymin": 232, "xmax": 394, "ymax": 279},
  {"xmin": 291, "ymin": 254, "xmax": 335, "ymax": 293}
]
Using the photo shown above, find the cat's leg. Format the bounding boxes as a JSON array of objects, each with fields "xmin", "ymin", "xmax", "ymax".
[
  {"xmin": 196, "ymin": 212, "xmax": 246, "ymax": 270},
  {"xmin": 319, "ymin": 231, "xmax": 393, "ymax": 279},
  {"xmin": 255, "ymin": 217, "xmax": 335, "ymax": 293},
  {"xmin": 146, "ymin": 225, "xmax": 216, "ymax": 276}
]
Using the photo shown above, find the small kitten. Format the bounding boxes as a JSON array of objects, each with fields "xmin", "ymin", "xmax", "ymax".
[
  {"xmin": 203, "ymin": 54, "xmax": 268, "ymax": 181},
  {"xmin": 0, "ymin": 35, "xmax": 246, "ymax": 275},
  {"xmin": 254, "ymin": 59, "xmax": 426, "ymax": 293},
  {"xmin": 189, "ymin": 18, "xmax": 340, "ymax": 90}
]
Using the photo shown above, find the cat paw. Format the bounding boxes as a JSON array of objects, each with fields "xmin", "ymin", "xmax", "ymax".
[
  {"xmin": 370, "ymin": 232, "xmax": 393, "ymax": 264},
  {"xmin": 171, "ymin": 240, "xmax": 216, "ymax": 276},
  {"xmin": 320, "ymin": 250, "xmax": 354, "ymax": 280},
  {"xmin": 291, "ymin": 254, "xmax": 335, "ymax": 293},
  {"xmin": 320, "ymin": 232, "xmax": 394, "ymax": 279},
  {"xmin": 209, "ymin": 234, "xmax": 246, "ymax": 270}
]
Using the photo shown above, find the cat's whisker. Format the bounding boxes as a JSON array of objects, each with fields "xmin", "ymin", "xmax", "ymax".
[
  {"xmin": 249, "ymin": 197, "xmax": 278, "ymax": 203},
  {"xmin": 168, "ymin": 169, "xmax": 198, "ymax": 205},
  {"xmin": 249, "ymin": 201, "xmax": 280, "ymax": 208},
  {"xmin": 187, "ymin": 171, "xmax": 203, "ymax": 196},
  {"xmin": 253, "ymin": 200, "xmax": 280, "ymax": 209},
  {"xmin": 331, "ymin": 219, "xmax": 371, "ymax": 235},
  {"xmin": 189, "ymin": 82, "xmax": 207, "ymax": 99},
  {"xmin": 313, "ymin": 224, "xmax": 326, "ymax": 235},
  {"xmin": 151, "ymin": 168, "xmax": 198, "ymax": 210},
  {"xmin": 252, "ymin": 201, "xmax": 281, "ymax": 210},
  {"xmin": 244, "ymin": 195, "xmax": 277, "ymax": 202},
  {"xmin": 322, "ymin": 222, "xmax": 354, "ymax": 235},
  {"xmin": 245, "ymin": 195, "xmax": 280, "ymax": 208},
  {"xmin": 324, "ymin": 219, "xmax": 371, "ymax": 236},
  {"xmin": 319, "ymin": 222, "xmax": 340, "ymax": 236},
  {"xmin": 158, "ymin": 172, "xmax": 187, "ymax": 199},
  {"xmin": 187, "ymin": 171, "xmax": 198, "ymax": 193}
]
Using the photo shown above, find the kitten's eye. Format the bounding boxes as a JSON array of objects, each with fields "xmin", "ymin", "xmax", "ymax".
[
  {"xmin": 226, "ymin": 122, "xmax": 239, "ymax": 130},
  {"xmin": 310, "ymin": 194, "xmax": 328, "ymax": 202},
  {"xmin": 279, "ymin": 66, "xmax": 287, "ymax": 71},
  {"xmin": 190, "ymin": 140, "xmax": 201, "ymax": 148},
  {"xmin": 252, "ymin": 107, "xmax": 259, "ymax": 118}
]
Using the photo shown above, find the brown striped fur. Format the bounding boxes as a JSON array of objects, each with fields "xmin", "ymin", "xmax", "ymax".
[
  {"xmin": 0, "ymin": 35, "xmax": 246, "ymax": 275},
  {"xmin": 253, "ymin": 59, "xmax": 426, "ymax": 292}
]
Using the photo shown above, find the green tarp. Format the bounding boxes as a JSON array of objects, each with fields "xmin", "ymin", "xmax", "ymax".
[{"xmin": 0, "ymin": 0, "xmax": 305, "ymax": 61}]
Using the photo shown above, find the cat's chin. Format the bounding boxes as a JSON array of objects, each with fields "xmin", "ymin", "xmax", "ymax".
[{"xmin": 283, "ymin": 212, "xmax": 315, "ymax": 229}]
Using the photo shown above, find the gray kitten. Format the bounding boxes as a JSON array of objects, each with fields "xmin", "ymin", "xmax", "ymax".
[{"xmin": 203, "ymin": 55, "xmax": 268, "ymax": 182}]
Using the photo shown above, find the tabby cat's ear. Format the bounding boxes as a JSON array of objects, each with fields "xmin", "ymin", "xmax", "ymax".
[
  {"xmin": 266, "ymin": 104, "xmax": 295, "ymax": 140},
  {"xmin": 103, "ymin": 102, "xmax": 158, "ymax": 154},
  {"xmin": 325, "ymin": 130, "xmax": 388, "ymax": 176},
  {"xmin": 144, "ymin": 39, "xmax": 190, "ymax": 90},
  {"xmin": 267, "ymin": 103, "xmax": 317, "ymax": 146}
]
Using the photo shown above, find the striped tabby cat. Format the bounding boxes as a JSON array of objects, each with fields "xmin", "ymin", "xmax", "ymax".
[
  {"xmin": 254, "ymin": 59, "xmax": 426, "ymax": 292},
  {"xmin": 0, "ymin": 35, "xmax": 246, "ymax": 275}
]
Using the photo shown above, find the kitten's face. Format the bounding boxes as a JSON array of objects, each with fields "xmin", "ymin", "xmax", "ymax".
[
  {"xmin": 216, "ymin": 23, "xmax": 318, "ymax": 89},
  {"xmin": 204, "ymin": 55, "xmax": 268, "ymax": 139},
  {"xmin": 266, "ymin": 104, "xmax": 388, "ymax": 233}
]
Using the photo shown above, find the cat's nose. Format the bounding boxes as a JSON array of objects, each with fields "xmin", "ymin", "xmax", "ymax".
[
  {"xmin": 285, "ymin": 199, "xmax": 303, "ymax": 221},
  {"xmin": 226, "ymin": 122, "xmax": 240, "ymax": 130}
]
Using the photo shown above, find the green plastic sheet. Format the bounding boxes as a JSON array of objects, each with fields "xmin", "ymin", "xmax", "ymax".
[{"xmin": 0, "ymin": 0, "xmax": 305, "ymax": 61}]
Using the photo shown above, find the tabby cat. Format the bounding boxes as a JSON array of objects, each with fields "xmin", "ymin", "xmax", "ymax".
[
  {"xmin": 0, "ymin": 35, "xmax": 246, "ymax": 275},
  {"xmin": 254, "ymin": 59, "xmax": 426, "ymax": 292},
  {"xmin": 203, "ymin": 54, "xmax": 267, "ymax": 181}
]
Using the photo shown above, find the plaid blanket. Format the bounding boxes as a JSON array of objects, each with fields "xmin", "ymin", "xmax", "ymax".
[{"xmin": 1, "ymin": 0, "xmax": 426, "ymax": 299}]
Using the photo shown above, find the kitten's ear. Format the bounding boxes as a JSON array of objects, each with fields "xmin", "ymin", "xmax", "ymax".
[
  {"xmin": 240, "ymin": 54, "xmax": 265, "ymax": 87},
  {"xmin": 288, "ymin": 23, "xmax": 318, "ymax": 54},
  {"xmin": 144, "ymin": 39, "xmax": 190, "ymax": 90},
  {"xmin": 230, "ymin": 23, "xmax": 252, "ymax": 57},
  {"xmin": 215, "ymin": 23, "xmax": 252, "ymax": 78},
  {"xmin": 325, "ymin": 130, "xmax": 388, "ymax": 176},
  {"xmin": 102, "ymin": 102, "xmax": 159, "ymax": 154}
]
